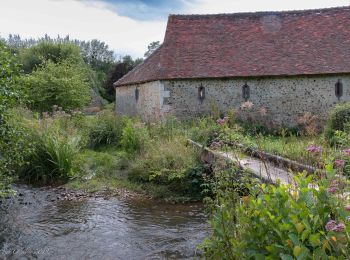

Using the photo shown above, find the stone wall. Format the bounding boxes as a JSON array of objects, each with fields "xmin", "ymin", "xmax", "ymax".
[
  {"xmin": 116, "ymin": 75, "xmax": 350, "ymax": 127},
  {"xmin": 115, "ymin": 81, "xmax": 171, "ymax": 121}
]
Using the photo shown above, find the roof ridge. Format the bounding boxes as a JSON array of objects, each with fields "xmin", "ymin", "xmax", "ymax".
[{"xmin": 168, "ymin": 5, "xmax": 350, "ymax": 19}]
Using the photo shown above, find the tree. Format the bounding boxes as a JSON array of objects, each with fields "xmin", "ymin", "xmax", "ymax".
[
  {"xmin": 104, "ymin": 55, "xmax": 143, "ymax": 102},
  {"xmin": 0, "ymin": 41, "xmax": 21, "ymax": 120},
  {"xmin": 79, "ymin": 39, "xmax": 115, "ymax": 73},
  {"xmin": 0, "ymin": 41, "xmax": 25, "ymax": 195},
  {"xmin": 19, "ymin": 41, "xmax": 83, "ymax": 73},
  {"xmin": 22, "ymin": 60, "xmax": 91, "ymax": 112},
  {"xmin": 144, "ymin": 41, "xmax": 160, "ymax": 58}
]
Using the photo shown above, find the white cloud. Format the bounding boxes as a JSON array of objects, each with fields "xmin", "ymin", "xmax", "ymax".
[
  {"xmin": 0, "ymin": 0, "xmax": 349, "ymax": 58},
  {"xmin": 0, "ymin": 0, "xmax": 166, "ymax": 57}
]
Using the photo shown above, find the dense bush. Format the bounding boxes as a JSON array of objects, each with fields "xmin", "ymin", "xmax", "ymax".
[
  {"xmin": 120, "ymin": 121, "xmax": 149, "ymax": 154},
  {"xmin": 19, "ymin": 41, "xmax": 83, "ymax": 73},
  {"xmin": 203, "ymin": 171, "xmax": 350, "ymax": 258},
  {"xmin": 88, "ymin": 110, "xmax": 127, "ymax": 148},
  {"xmin": 128, "ymin": 136, "xmax": 205, "ymax": 199},
  {"xmin": 0, "ymin": 41, "xmax": 26, "ymax": 195},
  {"xmin": 325, "ymin": 103, "xmax": 350, "ymax": 143},
  {"xmin": 20, "ymin": 130, "xmax": 80, "ymax": 184},
  {"xmin": 22, "ymin": 60, "xmax": 91, "ymax": 112}
]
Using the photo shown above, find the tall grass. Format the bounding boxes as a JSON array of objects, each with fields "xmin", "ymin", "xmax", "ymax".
[{"xmin": 20, "ymin": 132, "xmax": 80, "ymax": 184}]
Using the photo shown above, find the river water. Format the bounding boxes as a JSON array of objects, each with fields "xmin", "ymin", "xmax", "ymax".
[{"xmin": 0, "ymin": 185, "xmax": 208, "ymax": 260}]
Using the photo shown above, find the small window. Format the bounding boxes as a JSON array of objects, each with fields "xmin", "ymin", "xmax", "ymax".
[
  {"xmin": 335, "ymin": 79, "xmax": 343, "ymax": 99},
  {"xmin": 198, "ymin": 85, "xmax": 205, "ymax": 101},
  {"xmin": 135, "ymin": 88, "xmax": 139, "ymax": 101},
  {"xmin": 242, "ymin": 84, "xmax": 250, "ymax": 101}
]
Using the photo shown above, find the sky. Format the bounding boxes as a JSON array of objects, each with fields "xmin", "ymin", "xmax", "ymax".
[{"xmin": 0, "ymin": 0, "xmax": 349, "ymax": 58}]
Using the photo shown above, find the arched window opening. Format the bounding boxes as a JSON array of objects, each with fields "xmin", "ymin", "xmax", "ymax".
[
  {"xmin": 242, "ymin": 84, "xmax": 250, "ymax": 101},
  {"xmin": 198, "ymin": 85, "xmax": 205, "ymax": 102},
  {"xmin": 335, "ymin": 79, "xmax": 343, "ymax": 100}
]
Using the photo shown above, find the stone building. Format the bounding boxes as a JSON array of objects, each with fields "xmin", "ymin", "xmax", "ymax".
[{"xmin": 114, "ymin": 6, "xmax": 350, "ymax": 127}]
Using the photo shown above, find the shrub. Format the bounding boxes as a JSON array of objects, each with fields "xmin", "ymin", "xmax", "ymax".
[
  {"xmin": 88, "ymin": 110, "xmax": 126, "ymax": 148},
  {"xmin": 325, "ymin": 103, "xmax": 350, "ymax": 143},
  {"xmin": 128, "ymin": 136, "xmax": 205, "ymax": 199},
  {"xmin": 21, "ymin": 59, "xmax": 91, "ymax": 112},
  {"xmin": 19, "ymin": 41, "xmax": 83, "ymax": 73},
  {"xmin": 120, "ymin": 121, "xmax": 149, "ymax": 154},
  {"xmin": 188, "ymin": 117, "xmax": 222, "ymax": 146},
  {"xmin": 203, "ymin": 172, "xmax": 350, "ymax": 258},
  {"xmin": 20, "ymin": 131, "xmax": 80, "ymax": 184}
]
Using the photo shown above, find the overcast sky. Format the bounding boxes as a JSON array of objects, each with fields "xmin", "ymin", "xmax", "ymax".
[{"xmin": 1, "ymin": 0, "xmax": 349, "ymax": 58}]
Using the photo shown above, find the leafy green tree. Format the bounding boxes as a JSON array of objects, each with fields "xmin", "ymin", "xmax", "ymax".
[
  {"xmin": 22, "ymin": 60, "xmax": 91, "ymax": 112},
  {"xmin": 0, "ymin": 41, "xmax": 26, "ymax": 195},
  {"xmin": 144, "ymin": 41, "xmax": 160, "ymax": 58},
  {"xmin": 0, "ymin": 41, "xmax": 21, "ymax": 116},
  {"xmin": 104, "ymin": 55, "xmax": 143, "ymax": 101},
  {"xmin": 19, "ymin": 41, "xmax": 83, "ymax": 73}
]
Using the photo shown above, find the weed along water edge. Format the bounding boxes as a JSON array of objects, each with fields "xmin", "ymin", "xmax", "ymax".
[{"xmin": 0, "ymin": 185, "xmax": 208, "ymax": 259}]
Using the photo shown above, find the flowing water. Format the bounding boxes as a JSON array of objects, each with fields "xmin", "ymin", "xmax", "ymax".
[{"xmin": 0, "ymin": 185, "xmax": 208, "ymax": 260}]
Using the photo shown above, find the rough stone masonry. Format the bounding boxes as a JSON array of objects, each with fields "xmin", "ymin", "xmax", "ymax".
[{"xmin": 114, "ymin": 6, "xmax": 350, "ymax": 128}]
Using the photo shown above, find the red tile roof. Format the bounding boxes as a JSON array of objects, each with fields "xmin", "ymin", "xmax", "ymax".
[{"xmin": 115, "ymin": 6, "xmax": 350, "ymax": 86}]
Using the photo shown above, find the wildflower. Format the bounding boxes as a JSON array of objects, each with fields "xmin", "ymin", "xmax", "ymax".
[
  {"xmin": 343, "ymin": 148, "xmax": 350, "ymax": 156},
  {"xmin": 240, "ymin": 101, "xmax": 254, "ymax": 109},
  {"xmin": 345, "ymin": 205, "xmax": 350, "ymax": 211},
  {"xmin": 327, "ymin": 186, "xmax": 338, "ymax": 193},
  {"xmin": 326, "ymin": 220, "xmax": 346, "ymax": 232},
  {"xmin": 325, "ymin": 220, "xmax": 337, "ymax": 231},
  {"xmin": 333, "ymin": 222, "xmax": 346, "ymax": 232},
  {"xmin": 259, "ymin": 107, "xmax": 267, "ymax": 116},
  {"xmin": 216, "ymin": 118, "xmax": 226, "ymax": 126},
  {"xmin": 334, "ymin": 159, "xmax": 345, "ymax": 168},
  {"xmin": 306, "ymin": 144, "xmax": 323, "ymax": 153}
]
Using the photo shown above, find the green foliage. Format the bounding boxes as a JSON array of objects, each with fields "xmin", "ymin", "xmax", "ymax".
[
  {"xmin": 144, "ymin": 41, "xmax": 160, "ymax": 58},
  {"xmin": 22, "ymin": 59, "xmax": 91, "ymax": 112},
  {"xmin": 129, "ymin": 136, "xmax": 205, "ymax": 200},
  {"xmin": 0, "ymin": 41, "xmax": 25, "ymax": 195},
  {"xmin": 120, "ymin": 120, "xmax": 149, "ymax": 154},
  {"xmin": 203, "ymin": 171, "xmax": 350, "ymax": 258},
  {"xmin": 0, "ymin": 40, "xmax": 21, "ymax": 115},
  {"xmin": 20, "ymin": 130, "xmax": 80, "ymax": 184},
  {"xmin": 105, "ymin": 55, "xmax": 143, "ymax": 101},
  {"xmin": 325, "ymin": 103, "xmax": 350, "ymax": 143},
  {"xmin": 88, "ymin": 110, "xmax": 127, "ymax": 148},
  {"xmin": 188, "ymin": 117, "xmax": 222, "ymax": 146},
  {"xmin": 19, "ymin": 41, "xmax": 84, "ymax": 73}
]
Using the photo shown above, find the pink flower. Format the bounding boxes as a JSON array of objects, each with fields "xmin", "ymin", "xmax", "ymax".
[
  {"xmin": 326, "ymin": 220, "xmax": 337, "ymax": 231},
  {"xmin": 327, "ymin": 179, "xmax": 340, "ymax": 194},
  {"xmin": 345, "ymin": 205, "xmax": 350, "ymax": 211},
  {"xmin": 343, "ymin": 148, "xmax": 350, "ymax": 156},
  {"xmin": 216, "ymin": 118, "xmax": 226, "ymax": 126},
  {"xmin": 333, "ymin": 222, "xmax": 346, "ymax": 232},
  {"xmin": 334, "ymin": 159, "xmax": 345, "ymax": 168},
  {"xmin": 326, "ymin": 220, "xmax": 346, "ymax": 232},
  {"xmin": 307, "ymin": 145, "xmax": 323, "ymax": 153},
  {"xmin": 240, "ymin": 101, "xmax": 254, "ymax": 109},
  {"xmin": 327, "ymin": 186, "xmax": 338, "ymax": 193}
]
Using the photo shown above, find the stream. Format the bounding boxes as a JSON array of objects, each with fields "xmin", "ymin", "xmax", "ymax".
[{"xmin": 0, "ymin": 185, "xmax": 208, "ymax": 260}]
